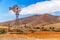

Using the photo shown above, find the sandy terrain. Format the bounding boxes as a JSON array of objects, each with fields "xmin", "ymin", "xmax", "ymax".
[{"xmin": 0, "ymin": 32, "xmax": 60, "ymax": 40}]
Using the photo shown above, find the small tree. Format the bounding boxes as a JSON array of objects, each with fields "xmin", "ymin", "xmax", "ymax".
[
  {"xmin": 50, "ymin": 27, "xmax": 54, "ymax": 30},
  {"xmin": 49, "ymin": 27, "xmax": 56, "ymax": 32}
]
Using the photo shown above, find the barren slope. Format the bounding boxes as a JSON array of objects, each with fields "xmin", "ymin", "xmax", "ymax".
[{"xmin": 0, "ymin": 14, "xmax": 60, "ymax": 27}]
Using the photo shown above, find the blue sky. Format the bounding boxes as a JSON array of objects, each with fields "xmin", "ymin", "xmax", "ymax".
[{"xmin": 0, "ymin": 0, "xmax": 60, "ymax": 22}]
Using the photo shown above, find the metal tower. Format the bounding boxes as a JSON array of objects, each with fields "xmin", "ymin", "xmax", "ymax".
[{"xmin": 9, "ymin": 5, "xmax": 21, "ymax": 25}]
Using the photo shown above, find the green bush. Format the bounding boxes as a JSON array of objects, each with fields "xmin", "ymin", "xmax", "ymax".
[{"xmin": 0, "ymin": 29, "xmax": 6, "ymax": 34}]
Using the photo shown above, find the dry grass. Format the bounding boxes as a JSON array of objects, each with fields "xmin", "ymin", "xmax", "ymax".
[{"xmin": 0, "ymin": 23, "xmax": 60, "ymax": 40}]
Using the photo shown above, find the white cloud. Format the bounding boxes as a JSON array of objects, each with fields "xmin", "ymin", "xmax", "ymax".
[
  {"xmin": 51, "ymin": 0, "xmax": 60, "ymax": 1},
  {"xmin": 11, "ymin": 0, "xmax": 60, "ymax": 15}
]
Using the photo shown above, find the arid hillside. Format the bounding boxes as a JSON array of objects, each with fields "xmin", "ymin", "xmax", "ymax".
[{"xmin": 0, "ymin": 14, "xmax": 60, "ymax": 27}]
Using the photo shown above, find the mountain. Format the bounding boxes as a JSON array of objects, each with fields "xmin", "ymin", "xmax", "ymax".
[{"xmin": 0, "ymin": 14, "xmax": 60, "ymax": 27}]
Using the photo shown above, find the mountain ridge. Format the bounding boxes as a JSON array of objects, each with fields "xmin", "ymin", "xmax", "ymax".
[{"xmin": 0, "ymin": 14, "xmax": 60, "ymax": 26}]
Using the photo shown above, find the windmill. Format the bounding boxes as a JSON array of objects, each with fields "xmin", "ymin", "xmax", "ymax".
[{"xmin": 9, "ymin": 5, "xmax": 21, "ymax": 26}]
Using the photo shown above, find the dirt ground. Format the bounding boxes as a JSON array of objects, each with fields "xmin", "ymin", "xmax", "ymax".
[{"xmin": 0, "ymin": 32, "xmax": 60, "ymax": 40}]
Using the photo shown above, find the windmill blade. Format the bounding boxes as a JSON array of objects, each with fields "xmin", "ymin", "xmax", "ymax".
[{"xmin": 9, "ymin": 7, "xmax": 12, "ymax": 10}]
